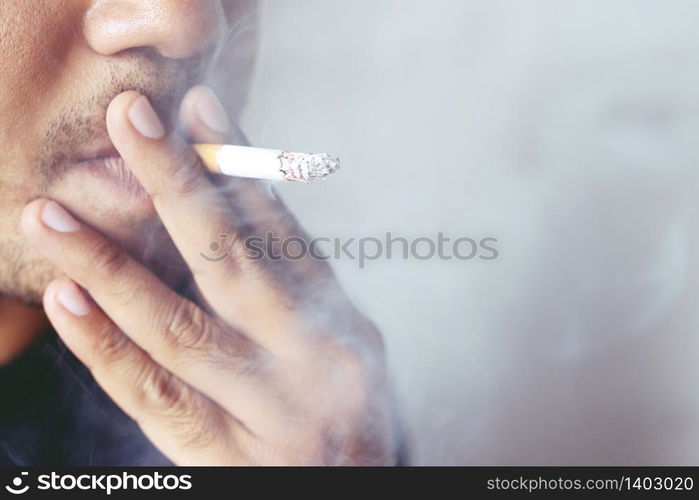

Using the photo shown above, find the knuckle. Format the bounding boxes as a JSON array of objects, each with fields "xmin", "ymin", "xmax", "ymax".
[
  {"xmin": 163, "ymin": 302, "xmax": 214, "ymax": 353},
  {"xmin": 91, "ymin": 237, "xmax": 129, "ymax": 278},
  {"xmin": 140, "ymin": 366, "xmax": 219, "ymax": 449},
  {"xmin": 139, "ymin": 364, "xmax": 187, "ymax": 413},
  {"xmin": 169, "ymin": 148, "xmax": 206, "ymax": 198},
  {"xmin": 93, "ymin": 328, "xmax": 133, "ymax": 365},
  {"xmin": 212, "ymin": 333, "xmax": 263, "ymax": 376}
]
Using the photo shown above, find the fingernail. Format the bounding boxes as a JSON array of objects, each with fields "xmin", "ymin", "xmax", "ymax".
[
  {"xmin": 41, "ymin": 201, "xmax": 81, "ymax": 232},
  {"xmin": 57, "ymin": 281, "xmax": 92, "ymax": 316},
  {"xmin": 196, "ymin": 87, "xmax": 230, "ymax": 133},
  {"xmin": 128, "ymin": 95, "xmax": 166, "ymax": 139}
]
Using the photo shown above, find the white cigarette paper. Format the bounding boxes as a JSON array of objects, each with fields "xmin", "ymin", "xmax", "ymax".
[{"xmin": 193, "ymin": 144, "xmax": 340, "ymax": 183}]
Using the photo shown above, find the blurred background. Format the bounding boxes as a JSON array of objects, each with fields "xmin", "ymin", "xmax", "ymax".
[{"xmin": 238, "ymin": 0, "xmax": 699, "ymax": 464}]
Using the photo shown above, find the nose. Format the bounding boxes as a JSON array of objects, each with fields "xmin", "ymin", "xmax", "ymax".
[{"xmin": 84, "ymin": 0, "xmax": 226, "ymax": 59}]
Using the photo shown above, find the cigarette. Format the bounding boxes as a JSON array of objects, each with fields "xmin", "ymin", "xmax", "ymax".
[{"xmin": 193, "ymin": 144, "xmax": 340, "ymax": 183}]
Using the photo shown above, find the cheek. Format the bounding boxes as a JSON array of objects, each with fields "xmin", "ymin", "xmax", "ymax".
[{"xmin": 0, "ymin": 1, "xmax": 83, "ymax": 192}]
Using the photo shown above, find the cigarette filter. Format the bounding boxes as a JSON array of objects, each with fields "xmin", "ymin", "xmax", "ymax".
[{"xmin": 193, "ymin": 144, "xmax": 340, "ymax": 183}]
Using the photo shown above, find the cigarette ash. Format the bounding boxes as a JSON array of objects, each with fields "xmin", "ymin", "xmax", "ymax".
[{"xmin": 278, "ymin": 151, "xmax": 340, "ymax": 182}]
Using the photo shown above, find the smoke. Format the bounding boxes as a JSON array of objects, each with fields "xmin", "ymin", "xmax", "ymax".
[
  {"xmin": 13, "ymin": 0, "xmax": 699, "ymax": 466},
  {"xmin": 240, "ymin": 0, "xmax": 699, "ymax": 465}
]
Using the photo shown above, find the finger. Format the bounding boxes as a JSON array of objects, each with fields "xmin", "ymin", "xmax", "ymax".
[
  {"xmin": 43, "ymin": 278, "xmax": 243, "ymax": 465},
  {"xmin": 177, "ymin": 86, "xmax": 308, "ymax": 275},
  {"xmin": 105, "ymin": 89, "xmax": 309, "ymax": 344},
  {"xmin": 177, "ymin": 86, "xmax": 265, "ymax": 312},
  {"xmin": 178, "ymin": 84, "xmax": 247, "ymax": 145},
  {"xmin": 21, "ymin": 198, "xmax": 264, "ymax": 405},
  {"xmin": 178, "ymin": 86, "xmax": 275, "ymax": 239},
  {"xmin": 178, "ymin": 86, "xmax": 343, "ymax": 332}
]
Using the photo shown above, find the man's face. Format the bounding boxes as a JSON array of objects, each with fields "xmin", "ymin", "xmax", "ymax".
[{"xmin": 0, "ymin": 0, "xmax": 252, "ymax": 304}]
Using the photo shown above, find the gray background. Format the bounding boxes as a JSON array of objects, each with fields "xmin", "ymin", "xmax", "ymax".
[{"xmin": 240, "ymin": 0, "xmax": 699, "ymax": 464}]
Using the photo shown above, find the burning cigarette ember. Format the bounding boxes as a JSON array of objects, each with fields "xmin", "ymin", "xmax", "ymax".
[{"xmin": 193, "ymin": 144, "xmax": 340, "ymax": 183}]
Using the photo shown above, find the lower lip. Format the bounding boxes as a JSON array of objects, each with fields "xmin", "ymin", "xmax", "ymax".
[{"xmin": 79, "ymin": 156, "xmax": 149, "ymax": 199}]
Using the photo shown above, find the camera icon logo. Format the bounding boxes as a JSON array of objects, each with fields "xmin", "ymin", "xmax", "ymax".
[{"xmin": 5, "ymin": 472, "xmax": 29, "ymax": 495}]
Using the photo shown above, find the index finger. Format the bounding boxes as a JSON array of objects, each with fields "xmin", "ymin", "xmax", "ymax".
[{"xmin": 105, "ymin": 90, "xmax": 309, "ymax": 345}]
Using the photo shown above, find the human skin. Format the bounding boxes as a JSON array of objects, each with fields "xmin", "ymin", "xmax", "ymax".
[{"xmin": 2, "ymin": 1, "xmax": 394, "ymax": 465}]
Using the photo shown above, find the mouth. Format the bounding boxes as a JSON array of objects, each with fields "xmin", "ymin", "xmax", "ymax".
[{"xmin": 74, "ymin": 143, "xmax": 148, "ymax": 199}]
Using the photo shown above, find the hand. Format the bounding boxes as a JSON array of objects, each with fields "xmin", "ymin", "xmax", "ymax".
[{"xmin": 21, "ymin": 86, "xmax": 394, "ymax": 465}]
